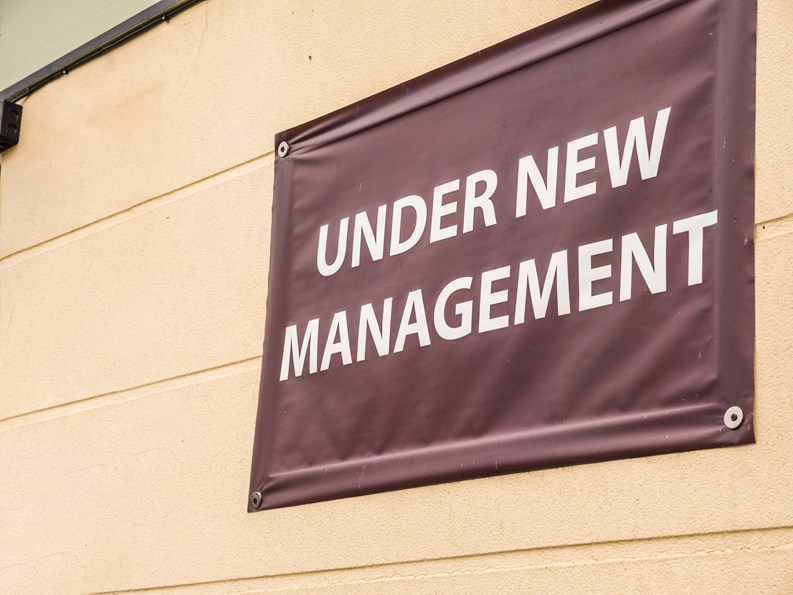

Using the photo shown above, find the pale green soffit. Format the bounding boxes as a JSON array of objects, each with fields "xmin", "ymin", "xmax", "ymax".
[{"xmin": 0, "ymin": 0, "xmax": 159, "ymax": 92}]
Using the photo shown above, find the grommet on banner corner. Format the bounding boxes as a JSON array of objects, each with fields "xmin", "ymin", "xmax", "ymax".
[
  {"xmin": 250, "ymin": 491, "xmax": 262, "ymax": 509},
  {"xmin": 724, "ymin": 406, "xmax": 744, "ymax": 430},
  {"xmin": 278, "ymin": 141, "xmax": 290, "ymax": 158}
]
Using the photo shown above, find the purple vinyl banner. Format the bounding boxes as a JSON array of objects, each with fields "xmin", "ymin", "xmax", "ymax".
[{"xmin": 249, "ymin": 0, "xmax": 755, "ymax": 511}]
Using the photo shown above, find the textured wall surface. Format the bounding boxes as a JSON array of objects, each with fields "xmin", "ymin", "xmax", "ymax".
[{"xmin": 0, "ymin": 1, "xmax": 791, "ymax": 593}]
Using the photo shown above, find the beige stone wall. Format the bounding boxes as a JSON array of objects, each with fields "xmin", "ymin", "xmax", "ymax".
[{"xmin": 1, "ymin": 1, "xmax": 791, "ymax": 592}]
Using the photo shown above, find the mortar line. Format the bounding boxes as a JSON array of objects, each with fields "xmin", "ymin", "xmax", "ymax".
[
  {"xmin": 91, "ymin": 524, "xmax": 793, "ymax": 594},
  {"xmin": 226, "ymin": 539, "xmax": 793, "ymax": 594},
  {"xmin": 1, "ymin": 154, "xmax": 786, "ymax": 268},
  {"xmin": 0, "ymin": 355, "xmax": 262, "ymax": 432},
  {"xmin": 0, "ymin": 151, "xmax": 274, "ymax": 271},
  {"xmin": 755, "ymin": 211, "xmax": 793, "ymax": 240}
]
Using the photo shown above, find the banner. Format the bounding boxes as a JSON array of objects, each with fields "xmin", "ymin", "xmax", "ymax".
[{"xmin": 249, "ymin": 0, "xmax": 756, "ymax": 511}]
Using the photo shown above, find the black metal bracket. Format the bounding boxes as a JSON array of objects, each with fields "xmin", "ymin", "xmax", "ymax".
[{"xmin": 0, "ymin": 102, "xmax": 22, "ymax": 153}]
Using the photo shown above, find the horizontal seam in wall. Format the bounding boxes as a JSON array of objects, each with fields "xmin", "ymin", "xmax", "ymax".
[
  {"xmin": 1, "ymin": 169, "xmax": 786, "ymax": 271},
  {"xmin": 235, "ymin": 541, "xmax": 793, "ymax": 593},
  {"xmin": 755, "ymin": 211, "xmax": 793, "ymax": 241},
  {"xmin": 0, "ymin": 355, "xmax": 262, "ymax": 433},
  {"xmin": 92, "ymin": 524, "xmax": 793, "ymax": 594},
  {"xmin": 0, "ymin": 150, "xmax": 784, "ymax": 267},
  {"xmin": 0, "ymin": 150, "xmax": 273, "ymax": 270}
]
